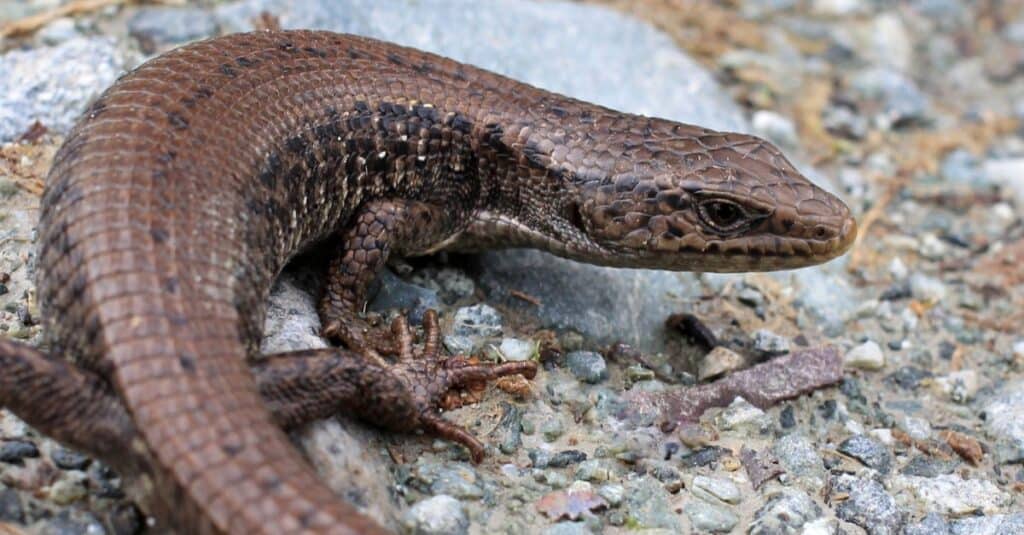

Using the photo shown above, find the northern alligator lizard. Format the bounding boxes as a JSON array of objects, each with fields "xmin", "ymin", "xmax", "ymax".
[{"xmin": 0, "ymin": 30, "xmax": 856, "ymax": 533}]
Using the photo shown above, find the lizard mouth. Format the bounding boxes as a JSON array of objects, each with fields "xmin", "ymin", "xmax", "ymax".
[{"xmin": 581, "ymin": 214, "xmax": 858, "ymax": 272}]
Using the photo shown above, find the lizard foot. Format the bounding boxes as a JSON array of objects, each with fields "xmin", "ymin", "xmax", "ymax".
[
  {"xmin": 320, "ymin": 315, "xmax": 397, "ymax": 366},
  {"xmin": 375, "ymin": 309, "xmax": 537, "ymax": 462}
]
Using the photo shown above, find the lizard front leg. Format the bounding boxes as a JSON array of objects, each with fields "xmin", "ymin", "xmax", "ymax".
[
  {"xmin": 319, "ymin": 200, "xmax": 455, "ymax": 361},
  {"xmin": 256, "ymin": 310, "xmax": 537, "ymax": 462}
]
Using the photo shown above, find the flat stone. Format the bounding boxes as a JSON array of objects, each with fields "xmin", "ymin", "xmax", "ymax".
[
  {"xmin": 690, "ymin": 475, "xmax": 741, "ymax": 505},
  {"xmin": 0, "ymin": 37, "xmax": 128, "ymax": 142},
  {"xmin": 894, "ymin": 474, "xmax": 1012, "ymax": 515}
]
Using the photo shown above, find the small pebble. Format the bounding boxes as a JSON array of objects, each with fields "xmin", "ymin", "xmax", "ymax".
[
  {"xmin": 749, "ymin": 489, "xmax": 821, "ymax": 534},
  {"xmin": 496, "ymin": 337, "xmax": 536, "ymax": 362},
  {"xmin": 575, "ymin": 459, "xmax": 611, "ymax": 482},
  {"xmin": 683, "ymin": 500, "xmax": 739, "ymax": 533},
  {"xmin": 451, "ymin": 304, "xmax": 503, "ymax": 337},
  {"xmin": 717, "ymin": 398, "xmax": 771, "ymax": 434},
  {"xmin": 597, "ymin": 483, "xmax": 625, "ymax": 507},
  {"xmin": 752, "ymin": 329, "xmax": 790, "ymax": 356},
  {"xmin": 697, "ymin": 346, "xmax": 745, "ymax": 381},
  {"xmin": 51, "ymin": 448, "xmax": 90, "ymax": 471},
  {"xmin": 402, "ymin": 495, "xmax": 469, "ymax": 535},
  {"xmin": 691, "ymin": 475, "xmax": 741, "ymax": 505},
  {"xmin": 565, "ymin": 351, "xmax": 608, "ymax": 384},
  {"xmin": 0, "ymin": 440, "xmax": 39, "ymax": 465},
  {"xmin": 844, "ymin": 340, "xmax": 885, "ymax": 370},
  {"xmin": 833, "ymin": 475, "xmax": 902, "ymax": 535},
  {"xmin": 838, "ymin": 435, "xmax": 893, "ymax": 474},
  {"xmin": 541, "ymin": 419, "xmax": 566, "ymax": 442},
  {"xmin": 548, "ymin": 450, "xmax": 588, "ymax": 468},
  {"xmin": 909, "ymin": 272, "xmax": 947, "ymax": 303}
]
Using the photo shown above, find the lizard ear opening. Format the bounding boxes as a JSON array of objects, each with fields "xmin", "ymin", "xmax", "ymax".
[{"xmin": 565, "ymin": 200, "xmax": 588, "ymax": 233}]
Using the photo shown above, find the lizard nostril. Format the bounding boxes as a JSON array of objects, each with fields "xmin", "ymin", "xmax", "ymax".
[{"xmin": 814, "ymin": 226, "xmax": 829, "ymax": 239}]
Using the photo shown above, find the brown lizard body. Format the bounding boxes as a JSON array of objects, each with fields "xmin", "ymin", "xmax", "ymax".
[{"xmin": 0, "ymin": 30, "xmax": 855, "ymax": 533}]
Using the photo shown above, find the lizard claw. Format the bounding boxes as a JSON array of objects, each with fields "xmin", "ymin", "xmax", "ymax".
[{"xmin": 371, "ymin": 309, "xmax": 538, "ymax": 462}]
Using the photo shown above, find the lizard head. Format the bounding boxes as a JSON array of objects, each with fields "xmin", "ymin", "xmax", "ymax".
[{"xmin": 559, "ymin": 122, "xmax": 857, "ymax": 272}]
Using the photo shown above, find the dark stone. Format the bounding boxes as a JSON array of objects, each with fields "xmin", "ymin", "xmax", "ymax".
[
  {"xmin": 681, "ymin": 446, "xmax": 727, "ymax": 468},
  {"xmin": 899, "ymin": 455, "xmax": 958, "ymax": 477},
  {"xmin": 879, "ymin": 282, "xmax": 912, "ymax": 300},
  {"xmin": 0, "ymin": 440, "xmax": 39, "ymax": 465},
  {"xmin": 886, "ymin": 366, "xmax": 933, "ymax": 390},
  {"xmin": 779, "ymin": 405, "xmax": 797, "ymax": 429},
  {"xmin": 818, "ymin": 400, "xmax": 838, "ymax": 419},
  {"xmin": 838, "ymin": 435, "xmax": 893, "ymax": 474},
  {"xmin": 0, "ymin": 487, "xmax": 24, "ymax": 523},
  {"xmin": 548, "ymin": 450, "xmax": 588, "ymax": 468},
  {"xmin": 51, "ymin": 448, "xmax": 91, "ymax": 471}
]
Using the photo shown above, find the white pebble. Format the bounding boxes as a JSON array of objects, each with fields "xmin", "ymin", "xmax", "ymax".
[{"xmin": 844, "ymin": 340, "xmax": 885, "ymax": 370}]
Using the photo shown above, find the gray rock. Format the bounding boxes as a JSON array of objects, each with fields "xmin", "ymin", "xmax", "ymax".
[
  {"xmin": 214, "ymin": 0, "xmax": 748, "ymax": 131},
  {"xmin": 542, "ymin": 522, "xmax": 594, "ymax": 535},
  {"xmin": 822, "ymin": 105, "xmax": 869, "ymax": 140},
  {"xmin": 402, "ymin": 495, "xmax": 469, "ymax": 535},
  {"xmin": 866, "ymin": 12, "xmax": 913, "ymax": 71},
  {"xmin": 413, "ymin": 462, "xmax": 485, "ymax": 500},
  {"xmin": 983, "ymin": 158, "xmax": 1024, "ymax": 208},
  {"xmin": 850, "ymin": 67, "xmax": 931, "ymax": 129},
  {"xmin": 752, "ymin": 110, "xmax": 800, "ymax": 150},
  {"xmin": 773, "ymin": 434, "xmax": 826, "ymax": 492},
  {"xmin": 833, "ymin": 475, "xmax": 903, "ymax": 535},
  {"xmin": 909, "ymin": 273, "xmax": 947, "ymax": 303},
  {"xmin": 51, "ymin": 449, "xmax": 90, "ymax": 471},
  {"xmin": 941, "ymin": 149, "xmax": 987, "ymax": 186},
  {"xmin": 982, "ymin": 380, "xmax": 1024, "ymax": 460},
  {"xmin": 451, "ymin": 304, "xmax": 503, "ymax": 339},
  {"xmin": 128, "ymin": 7, "xmax": 219, "ymax": 48},
  {"xmin": 0, "ymin": 487, "xmax": 23, "ymax": 523},
  {"xmin": 691, "ymin": 475, "xmax": 741, "ymax": 505},
  {"xmin": 913, "ymin": 0, "xmax": 970, "ymax": 31},
  {"xmin": 950, "ymin": 514, "xmax": 1024, "ymax": 535},
  {"xmin": 683, "ymin": 500, "xmax": 739, "ymax": 533},
  {"xmin": 622, "ymin": 476, "xmax": 683, "ymax": 531},
  {"xmin": 565, "ymin": 351, "xmax": 608, "ymax": 384},
  {"xmin": 0, "ymin": 440, "xmax": 39, "ymax": 464},
  {"xmin": 261, "ymin": 274, "xmax": 329, "ymax": 354},
  {"xmin": 905, "ymin": 513, "xmax": 951, "ymax": 535},
  {"xmin": 893, "ymin": 474, "xmax": 1011, "ymax": 515},
  {"xmin": 753, "ymin": 329, "xmax": 790, "ymax": 356},
  {"xmin": 899, "ymin": 455, "xmax": 958, "ymax": 477},
  {"xmin": 749, "ymin": 488, "xmax": 821, "ymax": 535},
  {"xmin": 0, "ymin": 37, "xmax": 128, "ymax": 142},
  {"xmin": 717, "ymin": 397, "xmax": 771, "ymax": 434},
  {"xmin": 367, "ymin": 269, "xmax": 442, "ymax": 325},
  {"xmin": 596, "ymin": 483, "xmax": 624, "ymax": 506},
  {"xmin": 838, "ymin": 434, "xmax": 893, "ymax": 474},
  {"xmin": 37, "ymin": 18, "xmax": 81, "ymax": 45}
]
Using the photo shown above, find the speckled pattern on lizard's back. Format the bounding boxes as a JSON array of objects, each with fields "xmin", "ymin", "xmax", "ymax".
[{"xmin": 0, "ymin": 30, "xmax": 855, "ymax": 533}]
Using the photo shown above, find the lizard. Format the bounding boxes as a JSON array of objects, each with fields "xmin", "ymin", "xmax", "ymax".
[{"xmin": 0, "ymin": 30, "xmax": 856, "ymax": 533}]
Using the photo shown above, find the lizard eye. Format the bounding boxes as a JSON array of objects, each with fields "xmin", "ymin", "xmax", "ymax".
[{"xmin": 697, "ymin": 199, "xmax": 749, "ymax": 232}]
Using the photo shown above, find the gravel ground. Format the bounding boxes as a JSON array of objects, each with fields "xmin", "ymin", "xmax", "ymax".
[{"xmin": 1, "ymin": 0, "xmax": 1023, "ymax": 533}]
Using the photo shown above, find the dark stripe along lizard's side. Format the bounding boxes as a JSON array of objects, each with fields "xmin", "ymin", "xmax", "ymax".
[{"xmin": 0, "ymin": 30, "xmax": 856, "ymax": 533}]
